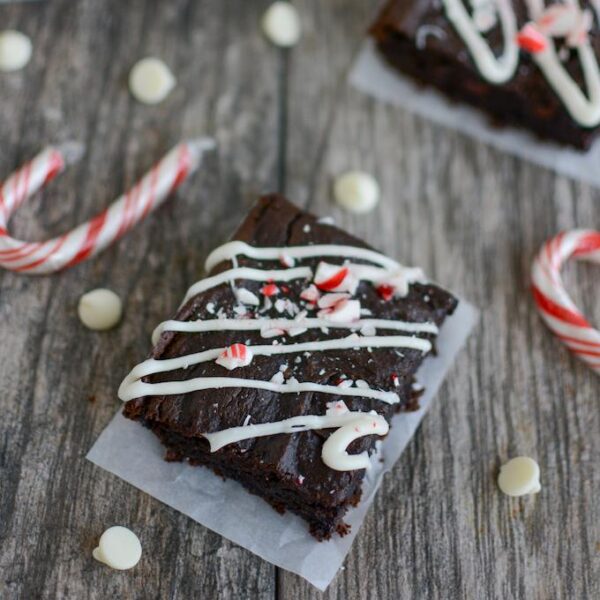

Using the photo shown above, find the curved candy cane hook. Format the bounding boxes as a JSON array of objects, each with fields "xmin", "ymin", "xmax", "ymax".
[
  {"xmin": 0, "ymin": 137, "xmax": 215, "ymax": 275},
  {"xmin": 531, "ymin": 229, "xmax": 600, "ymax": 374}
]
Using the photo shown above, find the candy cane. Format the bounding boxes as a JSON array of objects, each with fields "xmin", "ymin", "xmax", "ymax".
[
  {"xmin": 531, "ymin": 229, "xmax": 600, "ymax": 374},
  {"xmin": 0, "ymin": 137, "xmax": 215, "ymax": 274}
]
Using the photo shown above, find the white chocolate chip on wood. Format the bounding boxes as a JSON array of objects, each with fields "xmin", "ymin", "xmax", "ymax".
[
  {"xmin": 0, "ymin": 30, "xmax": 32, "ymax": 72},
  {"xmin": 93, "ymin": 526, "xmax": 142, "ymax": 570},
  {"xmin": 262, "ymin": 2, "xmax": 302, "ymax": 47},
  {"xmin": 129, "ymin": 57, "xmax": 176, "ymax": 105},
  {"xmin": 333, "ymin": 171, "xmax": 380, "ymax": 214},
  {"xmin": 78, "ymin": 288, "xmax": 123, "ymax": 331},
  {"xmin": 497, "ymin": 456, "xmax": 541, "ymax": 497}
]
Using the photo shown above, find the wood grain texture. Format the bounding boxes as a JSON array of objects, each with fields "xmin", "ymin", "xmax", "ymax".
[
  {"xmin": 0, "ymin": 1, "xmax": 278, "ymax": 599},
  {"xmin": 0, "ymin": 0, "xmax": 598, "ymax": 599}
]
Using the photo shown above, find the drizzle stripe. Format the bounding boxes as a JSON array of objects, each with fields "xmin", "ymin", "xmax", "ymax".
[
  {"xmin": 152, "ymin": 316, "xmax": 439, "ymax": 345},
  {"xmin": 204, "ymin": 411, "xmax": 389, "ymax": 471},
  {"xmin": 205, "ymin": 240, "xmax": 403, "ymax": 272},
  {"xmin": 119, "ymin": 376, "xmax": 400, "ymax": 404},
  {"xmin": 181, "ymin": 266, "xmax": 312, "ymax": 305},
  {"xmin": 120, "ymin": 334, "xmax": 432, "ymax": 400}
]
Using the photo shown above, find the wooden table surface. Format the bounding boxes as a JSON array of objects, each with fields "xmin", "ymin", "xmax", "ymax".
[{"xmin": 0, "ymin": 1, "xmax": 598, "ymax": 599}]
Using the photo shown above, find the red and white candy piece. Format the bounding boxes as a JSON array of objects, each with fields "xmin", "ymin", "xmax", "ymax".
[
  {"xmin": 314, "ymin": 262, "xmax": 358, "ymax": 294},
  {"xmin": 300, "ymin": 283, "xmax": 320, "ymax": 304},
  {"xmin": 317, "ymin": 293, "xmax": 361, "ymax": 322},
  {"xmin": 518, "ymin": 4, "xmax": 593, "ymax": 54},
  {"xmin": 0, "ymin": 138, "xmax": 215, "ymax": 275},
  {"xmin": 536, "ymin": 4, "xmax": 580, "ymax": 37},
  {"xmin": 531, "ymin": 229, "xmax": 600, "ymax": 374},
  {"xmin": 216, "ymin": 343, "xmax": 254, "ymax": 370},
  {"xmin": 516, "ymin": 23, "xmax": 548, "ymax": 54},
  {"xmin": 261, "ymin": 282, "xmax": 279, "ymax": 297}
]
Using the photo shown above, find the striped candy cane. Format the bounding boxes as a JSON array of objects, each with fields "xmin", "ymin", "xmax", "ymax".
[
  {"xmin": 531, "ymin": 229, "xmax": 600, "ymax": 374},
  {"xmin": 0, "ymin": 137, "xmax": 215, "ymax": 274}
]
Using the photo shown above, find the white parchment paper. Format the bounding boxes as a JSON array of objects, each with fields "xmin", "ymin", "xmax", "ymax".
[
  {"xmin": 350, "ymin": 40, "xmax": 600, "ymax": 187},
  {"xmin": 87, "ymin": 300, "xmax": 477, "ymax": 591}
]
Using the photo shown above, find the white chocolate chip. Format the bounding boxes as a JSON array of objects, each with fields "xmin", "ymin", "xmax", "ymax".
[
  {"xmin": 93, "ymin": 526, "xmax": 142, "ymax": 570},
  {"xmin": 333, "ymin": 171, "xmax": 380, "ymax": 214},
  {"xmin": 78, "ymin": 288, "xmax": 123, "ymax": 331},
  {"xmin": 129, "ymin": 57, "xmax": 176, "ymax": 105},
  {"xmin": 497, "ymin": 456, "xmax": 541, "ymax": 497},
  {"xmin": 0, "ymin": 30, "xmax": 32, "ymax": 72},
  {"xmin": 262, "ymin": 2, "xmax": 302, "ymax": 47}
]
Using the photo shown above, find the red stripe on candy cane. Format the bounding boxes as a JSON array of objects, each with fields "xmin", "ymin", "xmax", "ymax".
[
  {"xmin": 531, "ymin": 229, "xmax": 600, "ymax": 375},
  {"xmin": 64, "ymin": 209, "xmax": 109, "ymax": 268}
]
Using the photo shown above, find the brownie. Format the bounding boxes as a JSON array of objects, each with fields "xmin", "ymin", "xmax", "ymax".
[
  {"xmin": 122, "ymin": 195, "xmax": 458, "ymax": 539},
  {"xmin": 370, "ymin": 1, "xmax": 600, "ymax": 149}
]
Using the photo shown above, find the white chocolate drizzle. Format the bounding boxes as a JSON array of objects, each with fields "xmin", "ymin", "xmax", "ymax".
[
  {"xmin": 121, "ymin": 375, "xmax": 400, "ymax": 405},
  {"xmin": 151, "ymin": 316, "xmax": 438, "ymax": 345},
  {"xmin": 119, "ymin": 334, "xmax": 432, "ymax": 401},
  {"xmin": 121, "ymin": 241, "xmax": 438, "ymax": 471},
  {"xmin": 440, "ymin": 0, "xmax": 600, "ymax": 127},
  {"xmin": 205, "ymin": 410, "xmax": 390, "ymax": 471},
  {"xmin": 441, "ymin": 0, "xmax": 519, "ymax": 83},
  {"xmin": 205, "ymin": 241, "xmax": 403, "ymax": 271}
]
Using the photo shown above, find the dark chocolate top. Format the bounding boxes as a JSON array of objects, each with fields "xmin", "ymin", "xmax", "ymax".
[
  {"xmin": 371, "ymin": 0, "xmax": 600, "ymax": 140},
  {"xmin": 123, "ymin": 195, "xmax": 457, "ymax": 507}
]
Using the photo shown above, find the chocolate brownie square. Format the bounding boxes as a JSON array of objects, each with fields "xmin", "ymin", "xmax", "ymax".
[{"xmin": 121, "ymin": 195, "xmax": 457, "ymax": 539}]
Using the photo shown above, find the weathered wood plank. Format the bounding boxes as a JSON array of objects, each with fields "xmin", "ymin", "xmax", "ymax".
[
  {"xmin": 1, "ymin": 0, "xmax": 599, "ymax": 598},
  {"xmin": 281, "ymin": 0, "xmax": 600, "ymax": 598},
  {"xmin": 0, "ymin": 1, "xmax": 279, "ymax": 598}
]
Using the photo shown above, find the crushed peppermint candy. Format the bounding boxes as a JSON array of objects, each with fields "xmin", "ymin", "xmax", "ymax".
[
  {"xmin": 235, "ymin": 287, "xmax": 260, "ymax": 306},
  {"xmin": 270, "ymin": 371, "xmax": 285, "ymax": 384},
  {"xmin": 297, "ymin": 475, "xmax": 305, "ymax": 485},
  {"xmin": 206, "ymin": 302, "xmax": 216, "ymax": 314},
  {"xmin": 300, "ymin": 284, "xmax": 321, "ymax": 304},
  {"xmin": 260, "ymin": 295, "xmax": 273, "ymax": 313},
  {"xmin": 317, "ymin": 296, "xmax": 361, "ymax": 322},
  {"xmin": 279, "ymin": 252, "xmax": 295, "ymax": 268},
  {"xmin": 326, "ymin": 400, "xmax": 350, "ymax": 415},
  {"xmin": 261, "ymin": 282, "xmax": 279, "ymax": 297},
  {"xmin": 360, "ymin": 323, "xmax": 377, "ymax": 336},
  {"xmin": 516, "ymin": 23, "xmax": 549, "ymax": 53},
  {"xmin": 391, "ymin": 373, "xmax": 400, "ymax": 387},
  {"xmin": 377, "ymin": 284, "xmax": 395, "ymax": 301},
  {"xmin": 317, "ymin": 292, "xmax": 350, "ymax": 309},
  {"xmin": 337, "ymin": 379, "xmax": 354, "ymax": 389},
  {"xmin": 260, "ymin": 324, "xmax": 285, "ymax": 338},
  {"xmin": 233, "ymin": 305, "xmax": 250, "ymax": 317},
  {"xmin": 314, "ymin": 262, "xmax": 359, "ymax": 294},
  {"xmin": 537, "ymin": 3, "xmax": 580, "ymax": 36},
  {"xmin": 216, "ymin": 343, "xmax": 253, "ymax": 370},
  {"xmin": 316, "ymin": 216, "xmax": 335, "ymax": 225}
]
